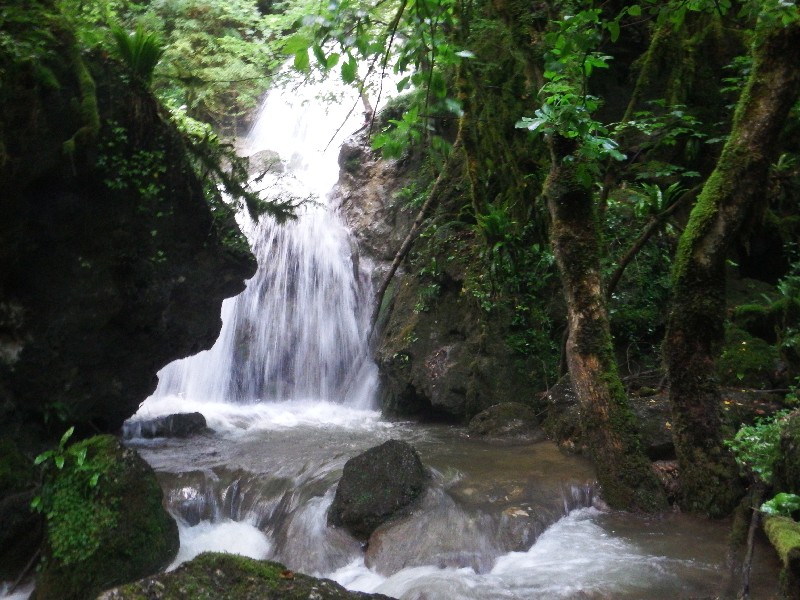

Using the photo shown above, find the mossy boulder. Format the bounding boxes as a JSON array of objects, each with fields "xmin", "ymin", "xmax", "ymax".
[
  {"xmin": 717, "ymin": 325, "xmax": 781, "ymax": 389},
  {"xmin": 32, "ymin": 435, "xmax": 178, "ymax": 600},
  {"xmin": 328, "ymin": 440, "xmax": 428, "ymax": 541},
  {"xmin": 763, "ymin": 515, "xmax": 800, "ymax": 600},
  {"xmin": 98, "ymin": 552, "xmax": 390, "ymax": 599},
  {"xmin": 467, "ymin": 402, "xmax": 545, "ymax": 441}
]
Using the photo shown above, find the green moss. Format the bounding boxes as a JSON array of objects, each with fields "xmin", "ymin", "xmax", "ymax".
[
  {"xmin": 767, "ymin": 516, "xmax": 800, "ymax": 565},
  {"xmin": 763, "ymin": 515, "xmax": 800, "ymax": 597},
  {"xmin": 34, "ymin": 435, "xmax": 178, "ymax": 600},
  {"xmin": 104, "ymin": 553, "xmax": 375, "ymax": 599},
  {"xmin": 37, "ymin": 435, "xmax": 118, "ymax": 566},
  {"xmin": 63, "ymin": 40, "xmax": 99, "ymax": 155},
  {"xmin": 718, "ymin": 324, "xmax": 780, "ymax": 388}
]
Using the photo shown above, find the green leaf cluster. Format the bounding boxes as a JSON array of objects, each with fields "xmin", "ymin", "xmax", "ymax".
[
  {"xmin": 110, "ymin": 24, "xmax": 165, "ymax": 85},
  {"xmin": 762, "ymin": 492, "xmax": 800, "ymax": 517},
  {"xmin": 32, "ymin": 431, "xmax": 117, "ymax": 566},
  {"xmin": 290, "ymin": 0, "xmax": 468, "ymax": 159},
  {"xmin": 725, "ymin": 411, "xmax": 790, "ymax": 485}
]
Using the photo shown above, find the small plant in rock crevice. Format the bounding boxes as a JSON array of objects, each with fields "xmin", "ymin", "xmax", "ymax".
[{"xmin": 31, "ymin": 429, "xmax": 117, "ymax": 567}]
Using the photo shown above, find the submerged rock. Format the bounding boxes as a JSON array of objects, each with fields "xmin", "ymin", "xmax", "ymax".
[
  {"xmin": 123, "ymin": 412, "xmax": 209, "ymax": 439},
  {"xmin": 98, "ymin": 552, "xmax": 390, "ymax": 599},
  {"xmin": 33, "ymin": 436, "xmax": 178, "ymax": 600},
  {"xmin": 328, "ymin": 439, "xmax": 428, "ymax": 540},
  {"xmin": 467, "ymin": 402, "xmax": 545, "ymax": 442}
]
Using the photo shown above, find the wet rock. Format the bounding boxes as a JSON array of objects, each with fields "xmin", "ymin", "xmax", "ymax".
[
  {"xmin": 98, "ymin": 552, "xmax": 391, "ymax": 599},
  {"xmin": 467, "ymin": 402, "xmax": 546, "ymax": 442},
  {"xmin": 247, "ymin": 149, "xmax": 284, "ymax": 176},
  {"xmin": 0, "ymin": 9, "xmax": 256, "ymax": 441},
  {"xmin": 652, "ymin": 460, "xmax": 680, "ymax": 503},
  {"xmin": 328, "ymin": 439, "xmax": 428, "ymax": 540},
  {"xmin": 33, "ymin": 436, "xmax": 178, "ymax": 600},
  {"xmin": 124, "ymin": 412, "xmax": 209, "ymax": 439},
  {"xmin": 334, "ymin": 132, "xmax": 413, "ymax": 268},
  {"xmin": 365, "ymin": 488, "xmax": 500, "ymax": 574}
]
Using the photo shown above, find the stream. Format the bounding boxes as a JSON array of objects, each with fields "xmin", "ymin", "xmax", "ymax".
[{"xmin": 0, "ymin": 69, "xmax": 782, "ymax": 600}]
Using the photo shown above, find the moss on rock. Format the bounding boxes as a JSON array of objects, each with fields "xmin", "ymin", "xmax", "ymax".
[
  {"xmin": 763, "ymin": 515, "xmax": 800, "ymax": 600},
  {"xmin": 98, "ymin": 553, "xmax": 390, "ymax": 599},
  {"xmin": 32, "ymin": 435, "xmax": 178, "ymax": 600},
  {"xmin": 467, "ymin": 402, "xmax": 545, "ymax": 441},
  {"xmin": 328, "ymin": 440, "xmax": 429, "ymax": 541},
  {"xmin": 717, "ymin": 324, "xmax": 781, "ymax": 389}
]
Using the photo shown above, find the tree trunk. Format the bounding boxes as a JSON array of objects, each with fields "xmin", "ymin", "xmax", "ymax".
[
  {"xmin": 544, "ymin": 136, "xmax": 666, "ymax": 511},
  {"xmin": 665, "ymin": 20, "xmax": 800, "ymax": 516}
]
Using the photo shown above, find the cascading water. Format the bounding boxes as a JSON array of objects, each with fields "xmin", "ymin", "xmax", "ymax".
[{"xmin": 149, "ymin": 72, "xmax": 377, "ymax": 409}]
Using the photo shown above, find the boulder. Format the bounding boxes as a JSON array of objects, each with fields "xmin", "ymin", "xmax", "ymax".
[
  {"xmin": 328, "ymin": 440, "xmax": 428, "ymax": 540},
  {"xmin": 32, "ymin": 436, "xmax": 178, "ymax": 600},
  {"xmin": 763, "ymin": 516, "xmax": 800, "ymax": 600},
  {"xmin": 124, "ymin": 412, "xmax": 209, "ymax": 439},
  {"xmin": 0, "ymin": 7, "xmax": 256, "ymax": 439},
  {"xmin": 247, "ymin": 149, "xmax": 284, "ymax": 176},
  {"xmin": 98, "ymin": 552, "xmax": 391, "ymax": 599},
  {"xmin": 467, "ymin": 402, "xmax": 545, "ymax": 442}
]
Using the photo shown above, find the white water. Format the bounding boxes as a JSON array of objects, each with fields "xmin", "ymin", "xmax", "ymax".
[{"xmin": 146, "ymin": 69, "xmax": 378, "ymax": 409}]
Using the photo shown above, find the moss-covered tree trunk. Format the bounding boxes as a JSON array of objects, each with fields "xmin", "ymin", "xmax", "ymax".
[
  {"xmin": 544, "ymin": 136, "xmax": 666, "ymax": 512},
  {"xmin": 665, "ymin": 19, "xmax": 800, "ymax": 516}
]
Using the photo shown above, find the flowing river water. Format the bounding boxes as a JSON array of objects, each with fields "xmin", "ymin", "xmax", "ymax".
[{"xmin": 0, "ymin": 72, "xmax": 782, "ymax": 600}]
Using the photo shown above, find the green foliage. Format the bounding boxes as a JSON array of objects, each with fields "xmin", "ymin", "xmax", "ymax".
[
  {"xmin": 136, "ymin": 0, "xmax": 284, "ymax": 130},
  {"xmin": 290, "ymin": 0, "xmax": 467, "ymax": 160},
  {"xmin": 762, "ymin": 492, "xmax": 800, "ymax": 517},
  {"xmin": 96, "ymin": 121, "xmax": 166, "ymax": 202},
  {"xmin": 725, "ymin": 411, "xmax": 790, "ymax": 484},
  {"xmin": 515, "ymin": 5, "xmax": 627, "ymax": 173},
  {"xmin": 718, "ymin": 324, "xmax": 780, "ymax": 388},
  {"xmin": 32, "ymin": 432, "xmax": 117, "ymax": 566},
  {"xmin": 110, "ymin": 24, "xmax": 165, "ymax": 85}
]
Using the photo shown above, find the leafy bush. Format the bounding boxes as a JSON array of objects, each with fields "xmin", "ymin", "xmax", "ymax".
[
  {"xmin": 725, "ymin": 411, "xmax": 790, "ymax": 484},
  {"xmin": 110, "ymin": 24, "xmax": 164, "ymax": 85},
  {"xmin": 761, "ymin": 492, "xmax": 800, "ymax": 517}
]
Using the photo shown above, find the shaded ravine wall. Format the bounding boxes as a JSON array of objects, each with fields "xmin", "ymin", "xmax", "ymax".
[{"xmin": 0, "ymin": 8, "xmax": 255, "ymax": 578}]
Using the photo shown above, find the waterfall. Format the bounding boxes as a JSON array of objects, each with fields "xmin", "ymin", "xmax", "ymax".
[{"xmin": 150, "ymin": 73, "xmax": 378, "ymax": 409}]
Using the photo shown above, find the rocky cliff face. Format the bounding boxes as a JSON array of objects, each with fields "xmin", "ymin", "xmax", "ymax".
[
  {"xmin": 334, "ymin": 133, "xmax": 542, "ymax": 421},
  {"xmin": 0, "ymin": 18, "xmax": 256, "ymax": 443}
]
